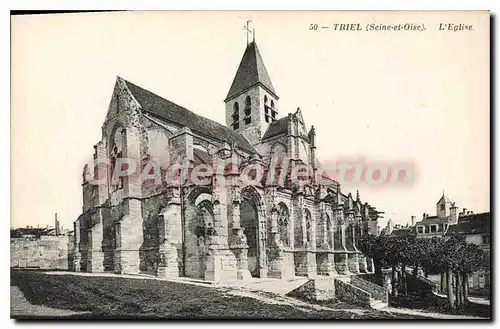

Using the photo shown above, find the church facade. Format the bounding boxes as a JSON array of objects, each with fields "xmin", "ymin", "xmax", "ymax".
[{"xmin": 73, "ymin": 40, "xmax": 382, "ymax": 281}]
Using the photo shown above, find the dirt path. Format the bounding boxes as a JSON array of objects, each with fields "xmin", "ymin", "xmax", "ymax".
[
  {"xmin": 226, "ymin": 288, "xmax": 489, "ymax": 319},
  {"xmin": 381, "ymin": 306, "xmax": 488, "ymax": 320},
  {"xmin": 10, "ymin": 286, "xmax": 89, "ymax": 318}
]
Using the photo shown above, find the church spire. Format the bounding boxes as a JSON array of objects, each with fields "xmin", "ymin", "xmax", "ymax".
[{"xmin": 224, "ymin": 41, "xmax": 278, "ymax": 102}]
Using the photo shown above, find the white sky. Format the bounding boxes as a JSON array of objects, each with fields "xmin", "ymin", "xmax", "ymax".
[{"xmin": 11, "ymin": 11, "xmax": 490, "ymax": 230}]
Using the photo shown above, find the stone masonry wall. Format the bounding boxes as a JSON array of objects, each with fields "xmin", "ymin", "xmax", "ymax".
[
  {"xmin": 334, "ymin": 278, "xmax": 371, "ymax": 307},
  {"xmin": 11, "ymin": 235, "xmax": 70, "ymax": 270}
]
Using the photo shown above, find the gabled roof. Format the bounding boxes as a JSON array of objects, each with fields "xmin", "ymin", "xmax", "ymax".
[
  {"xmin": 445, "ymin": 212, "xmax": 490, "ymax": 236},
  {"xmin": 225, "ymin": 41, "xmax": 277, "ymax": 101},
  {"xmin": 122, "ymin": 78, "xmax": 257, "ymax": 155}
]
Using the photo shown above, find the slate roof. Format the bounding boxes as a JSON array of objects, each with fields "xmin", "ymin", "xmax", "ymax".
[
  {"xmin": 193, "ymin": 148, "xmax": 212, "ymax": 165},
  {"xmin": 225, "ymin": 41, "xmax": 277, "ymax": 101},
  {"xmin": 262, "ymin": 116, "xmax": 289, "ymax": 140},
  {"xmin": 445, "ymin": 212, "xmax": 491, "ymax": 236},
  {"xmin": 10, "ymin": 227, "xmax": 55, "ymax": 238},
  {"xmin": 122, "ymin": 78, "xmax": 257, "ymax": 155},
  {"xmin": 415, "ymin": 215, "xmax": 450, "ymax": 226}
]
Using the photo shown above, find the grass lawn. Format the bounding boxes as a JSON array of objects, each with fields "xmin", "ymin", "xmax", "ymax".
[{"xmin": 11, "ymin": 270, "xmax": 431, "ymax": 320}]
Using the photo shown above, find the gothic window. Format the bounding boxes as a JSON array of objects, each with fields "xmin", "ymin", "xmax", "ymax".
[
  {"xmin": 195, "ymin": 201, "xmax": 214, "ymax": 239},
  {"xmin": 110, "ymin": 127, "xmax": 125, "ymax": 190},
  {"xmin": 264, "ymin": 95, "xmax": 270, "ymax": 123},
  {"xmin": 440, "ymin": 204, "xmax": 445, "ymax": 211},
  {"xmin": 278, "ymin": 203, "xmax": 290, "ymax": 247},
  {"xmin": 232, "ymin": 102, "xmax": 240, "ymax": 130},
  {"xmin": 270, "ymin": 100, "xmax": 276, "ymax": 121},
  {"xmin": 305, "ymin": 209, "xmax": 313, "ymax": 246},
  {"xmin": 244, "ymin": 96, "xmax": 251, "ymax": 125}
]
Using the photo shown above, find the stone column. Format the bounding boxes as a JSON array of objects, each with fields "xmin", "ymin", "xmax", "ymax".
[
  {"xmin": 228, "ymin": 180, "xmax": 251, "ymax": 281},
  {"xmin": 114, "ymin": 198, "xmax": 144, "ymax": 274},
  {"xmin": 358, "ymin": 254, "xmax": 368, "ymax": 273},
  {"xmin": 229, "ymin": 227, "xmax": 252, "ymax": 280},
  {"xmin": 347, "ymin": 221, "xmax": 360, "ymax": 274},
  {"xmin": 348, "ymin": 252, "xmax": 360, "ymax": 274},
  {"xmin": 157, "ymin": 189, "xmax": 182, "ymax": 279},
  {"xmin": 258, "ymin": 207, "xmax": 268, "ymax": 278},
  {"xmin": 87, "ymin": 210, "xmax": 104, "ymax": 273},
  {"xmin": 204, "ymin": 168, "xmax": 237, "ymax": 282},
  {"xmin": 336, "ymin": 208, "xmax": 350, "ymax": 275},
  {"xmin": 268, "ymin": 206, "xmax": 287, "ymax": 279}
]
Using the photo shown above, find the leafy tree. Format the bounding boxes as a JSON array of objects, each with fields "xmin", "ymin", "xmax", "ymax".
[{"xmin": 358, "ymin": 234, "xmax": 387, "ymax": 286}]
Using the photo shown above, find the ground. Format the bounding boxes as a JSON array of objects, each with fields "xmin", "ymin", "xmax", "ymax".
[{"xmin": 9, "ymin": 270, "xmax": 487, "ymax": 320}]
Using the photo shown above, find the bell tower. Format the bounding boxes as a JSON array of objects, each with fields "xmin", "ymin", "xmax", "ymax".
[{"xmin": 224, "ymin": 39, "xmax": 279, "ymax": 146}]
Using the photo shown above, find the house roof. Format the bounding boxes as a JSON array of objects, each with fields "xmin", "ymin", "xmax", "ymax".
[
  {"xmin": 122, "ymin": 78, "xmax": 257, "ymax": 155},
  {"xmin": 445, "ymin": 212, "xmax": 491, "ymax": 236},
  {"xmin": 225, "ymin": 41, "xmax": 277, "ymax": 101},
  {"xmin": 415, "ymin": 215, "xmax": 450, "ymax": 226}
]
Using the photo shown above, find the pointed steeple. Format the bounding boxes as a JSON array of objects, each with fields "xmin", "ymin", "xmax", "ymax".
[{"xmin": 225, "ymin": 41, "xmax": 278, "ymax": 102}]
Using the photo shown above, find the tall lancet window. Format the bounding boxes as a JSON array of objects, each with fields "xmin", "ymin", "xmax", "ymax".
[
  {"xmin": 278, "ymin": 203, "xmax": 290, "ymax": 247},
  {"xmin": 232, "ymin": 102, "xmax": 239, "ymax": 130},
  {"xmin": 270, "ymin": 100, "xmax": 277, "ymax": 121},
  {"xmin": 244, "ymin": 96, "xmax": 251, "ymax": 125},
  {"xmin": 264, "ymin": 95, "xmax": 270, "ymax": 123},
  {"xmin": 110, "ymin": 127, "xmax": 124, "ymax": 191},
  {"xmin": 305, "ymin": 209, "xmax": 313, "ymax": 247}
]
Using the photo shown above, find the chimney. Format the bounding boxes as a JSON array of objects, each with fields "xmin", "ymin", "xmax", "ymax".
[
  {"xmin": 411, "ymin": 215, "xmax": 416, "ymax": 226},
  {"xmin": 55, "ymin": 213, "xmax": 60, "ymax": 236}
]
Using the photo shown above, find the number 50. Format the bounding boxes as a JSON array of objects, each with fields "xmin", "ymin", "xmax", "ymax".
[{"xmin": 309, "ymin": 24, "xmax": 318, "ymax": 31}]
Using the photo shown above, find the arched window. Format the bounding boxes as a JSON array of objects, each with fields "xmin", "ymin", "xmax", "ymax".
[
  {"xmin": 264, "ymin": 95, "xmax": 270, "ymax": 123},
  {"xmin": 305, "ymin": 209, "xmax": 313, "ymax": 246},
  {"xmin": 278, "ymin": 203, "xmax": 290, "ymax": 247},
  {"xmin": 294, "ymin": 211, "xmax": 304, "ymax": 249},
  {"xmin": 109, "ymin": 126, "xmax": 124, "ymax": 190},
  {"xmin": 244, "ymin": 96, "xmax": 251, "ymax": 125},
  {"xmin": 270, "ymin": 100, "xmax": 276, "ymax": 121},
  {"xmin": 232, "ymin": 102, "xmax": 239, "ymax": 130}
]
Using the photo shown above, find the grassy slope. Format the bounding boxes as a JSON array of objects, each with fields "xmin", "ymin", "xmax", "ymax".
[{"xmin": 11, "ymin": 270, "xmax": 427, "ymax": 319}]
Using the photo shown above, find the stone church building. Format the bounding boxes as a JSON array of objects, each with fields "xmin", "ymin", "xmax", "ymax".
[{"xmin": 73, "ymin": 39, "xmax": 382, "ymax": 282}]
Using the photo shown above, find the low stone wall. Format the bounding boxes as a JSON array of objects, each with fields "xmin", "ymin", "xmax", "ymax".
[
  {"xmin": 351, "ymin": 275, "xmax": 388, "ymax": 303},
  {"xmin": 334, "ymin": 278, "xmax": 371, "ymax": 307},
  {"xmin": 287, "ymin": 277, "xmax": 336, "ymax": 301},
  {"xmin": 10, "ymin": 236, "xmax": 70, "ymax": 270}
]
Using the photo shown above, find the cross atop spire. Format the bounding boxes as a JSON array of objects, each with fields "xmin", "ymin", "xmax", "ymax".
[{"xmin": 243, "ymin": 19, "xmax": 253, "ymax": 45}]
